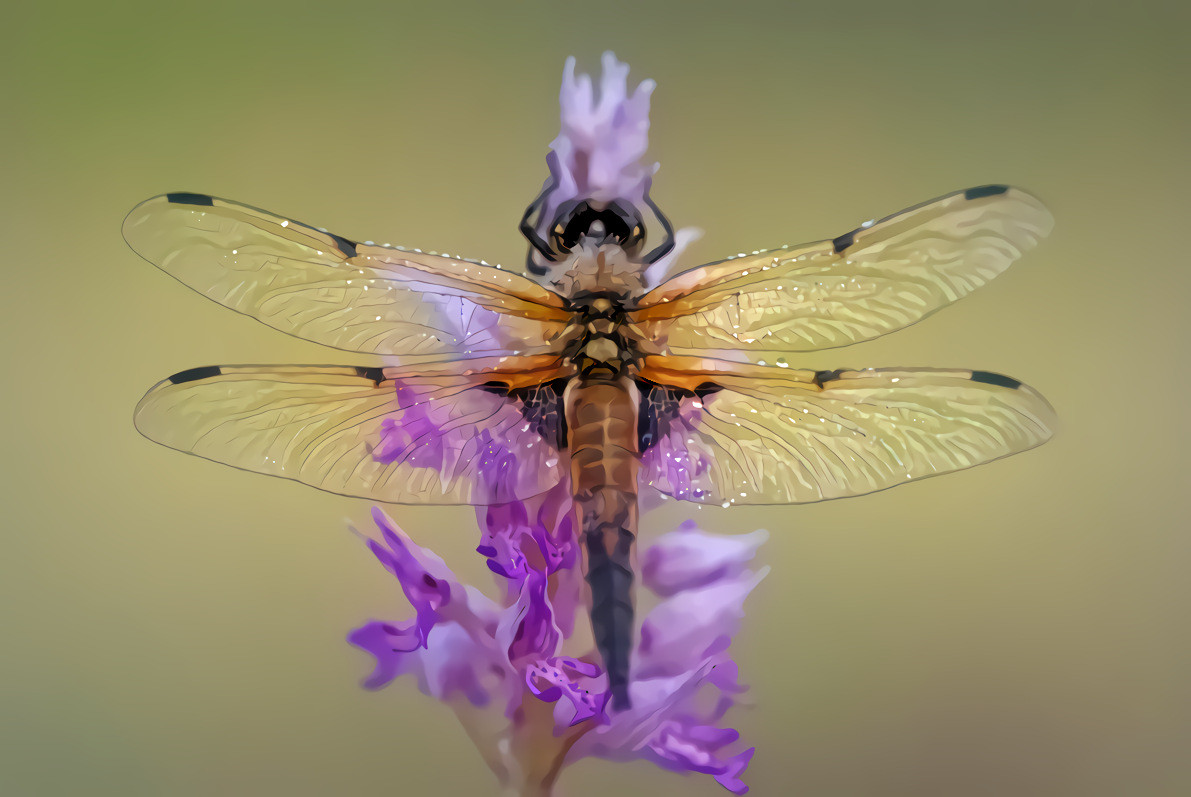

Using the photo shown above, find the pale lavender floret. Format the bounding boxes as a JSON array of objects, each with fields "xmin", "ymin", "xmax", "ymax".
[
  {"xmin": 349, "ymin": 620, "xmax": 496, "ymax": 706},
  {"xmin": 539, "ymin": 52, "xmax": 658, "ymax": 231},
  {"xmin": 642, "ymin": 520, "xmax": 771, "ymax": 596},
  {"xmin": 642, "ymin": 224, "xmax": 702, "ymax": 288}
]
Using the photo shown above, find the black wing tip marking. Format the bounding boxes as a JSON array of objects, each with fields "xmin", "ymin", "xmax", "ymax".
[
  {"xmin": 162, "ymin": 192, "xmax": 359, "ymax": 258},
  {"xmin": 166, "ymin": 192, "xmax": 215, "ymax": 207},
  {"xmin": 970, "ymin": 370, "xmax": 1022, "ymax": 389},
  {"xmin": 328, "ymin": 232, "xmax": 358, "ymax": 259},
  {"xmin": 964, "ymin": 184, "xmax": 1010, "ymax": 200},
  {"xmin": 829, "ymin": 184, "xmax": 1013, "ymax": 255},
  {"xmin": 354, "ymin": 366, "xmax": 388, "ymax": 385},
  {"xmin": 814, "ymin": 369, "xmax": 845, "ymax": 387},
  {"xmin": 168, "ymin": 365, "xmax": 222, "ymax": 384}
]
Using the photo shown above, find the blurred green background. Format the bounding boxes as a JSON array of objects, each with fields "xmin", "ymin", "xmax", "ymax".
[{"xmin": 4, "ymin": 1, "xmax": 1188, "ymax": 795}]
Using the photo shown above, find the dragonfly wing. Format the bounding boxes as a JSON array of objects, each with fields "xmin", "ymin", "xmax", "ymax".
[
  {"xmin": 637, "ymin": 355, "xmax": 1055, "ymax": 505},
  {"xmin": 632, "ymin": 186, "xmax": 1052, "ymax": 353},
  {"xmin": 124, "ymin": 193, "xmax": 571, "ymax": 357},
  {"xmin": 134, "ymin": 356, "xmax": 574, "ymax": 505}
]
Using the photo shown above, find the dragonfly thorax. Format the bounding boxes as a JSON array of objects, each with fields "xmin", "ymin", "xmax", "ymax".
[
  {"xmin": 553, "ymin": 253, "xmax": 647, "ymax": 379},
  {"xmin": 550, "ymin": 241, "xmax": 647, "ymax": 300}
]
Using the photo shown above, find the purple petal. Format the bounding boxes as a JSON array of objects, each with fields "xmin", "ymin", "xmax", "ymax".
[
  {"xmin": 351, "ymin": 510, "xmax": 510, "ymax": 706},
  {"xmin": 714, "ymin": 747, "xmax": 756, "ymax": 795},
  {"xmin": 498, "ymin": 571, "xmax": 561, "ymax": 665},
  {"xmin": 525, "ymin": 657, "xmax": 610, "ymax": 727},
  {"xmin": 347, "ymin": 620, "xmax": 421, "ymax": 689},
  {"xmin": 477, "ymin": 499, "xmax": 533, "ymax": 585},
  {"xmin": 642, "ymin": 522, "xmax": 769, "ymax": 596},
  {"xmin": 365, "ymin": 507, "xmax": 456, "ymax": 646},
  {"xmin": 638, "ymin": 574, "xmax": 766, "ymax": 680},
  {"xmin": 348, "ymin": 620, "xmax": 500, "ymax": 706},
  {"xmin": 642, "ymin": 225, "xmax": 703, "ymax": 288},
  {"xmin": 415, "ymin": 623, "xmax": 505, "ymax": 706}
]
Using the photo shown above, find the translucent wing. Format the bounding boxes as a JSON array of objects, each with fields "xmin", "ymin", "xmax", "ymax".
[
  {"xmin": 636, "ymin": 355, "xmax": 1055, "ymax": 505},
  {"xmin": 632, "ymin": 186, "xmax": 1052, "ymax": 353},
  {"xmin": 124, "ymin": 193, "xmax": 572, "ymax": 358},
  {"xmin": 134, "ymin": 356, "xmax": 575, "ymax": 505}
]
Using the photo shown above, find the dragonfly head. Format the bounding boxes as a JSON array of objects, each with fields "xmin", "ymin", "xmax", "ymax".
[
  {"xmin": 521, "ymin": 188, "xmax": 675, "ymax": 277},
  {"xmin": 549, "ymin": 199, "xmax": 645, "ymax": 257}
]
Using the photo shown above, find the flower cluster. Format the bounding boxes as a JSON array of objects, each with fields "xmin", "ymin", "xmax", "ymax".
[
  {"xmin": 538, "ymin": 52, "xmax": 658, "ymax": 237},
  {"xmin": 349, "ymin": 483, "xmax": 765, "ymax": 794}
]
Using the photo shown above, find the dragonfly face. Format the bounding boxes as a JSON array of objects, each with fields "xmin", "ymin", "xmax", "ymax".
[
  {"xmin": 128, "ymin": 181, "xmax": 1055, "ymax": 709},
  {"xmin": 522, "ymin": 179, "xmax": 676, "ymax": 277},
  {"xmin": 549, "ymin": 198, "xmax": 646, "ymax": 259}
]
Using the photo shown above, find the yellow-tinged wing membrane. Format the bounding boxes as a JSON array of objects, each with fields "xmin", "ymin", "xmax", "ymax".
[
  {"xmin": 123, "ymin": 193, "xmax": 571, "ymax": 358},
  {"xmin": 633, "ymin": 186, "xmax": 1052, "ymax": 353},
  {"xmin": 637, "ymin": 355, "xmax": 1055, "ymax": 505},
  {"xmin": 133, "ymin": 356, "xmax": 574, "ymax": 505}
]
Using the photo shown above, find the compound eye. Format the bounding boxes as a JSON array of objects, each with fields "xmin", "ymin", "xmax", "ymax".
[
  {"xmin": 625, "ymin": 222, "xmax": 645, "ymax": 250},
  {"xmin": 608, "ymin": 201, "xmax": 646, "ymax": 254},
  {"xmin": 548, "ymin": 200, "xmax": 588, "ymax": 254}
]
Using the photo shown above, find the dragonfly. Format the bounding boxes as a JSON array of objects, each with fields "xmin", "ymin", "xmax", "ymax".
[{"xmin": 126, "ymin": 182, "xmax": 1054, "ymax": 709}]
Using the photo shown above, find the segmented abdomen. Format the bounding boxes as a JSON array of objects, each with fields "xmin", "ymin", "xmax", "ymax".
[{"xmin": 564, "ymin": 376, "xmax": 640, "ymax": 710}]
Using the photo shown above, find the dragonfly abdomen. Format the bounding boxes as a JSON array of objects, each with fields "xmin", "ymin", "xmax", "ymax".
[{"xmin": 564, "ymin": 376, "xmax": 641, "ymax": 710}]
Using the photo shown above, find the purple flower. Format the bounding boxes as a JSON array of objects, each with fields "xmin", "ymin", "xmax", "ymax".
[
  {"xmin": 349, "ymin": 500, "xmax": 765, "ymax": 794},
  {"xmin": 539, "ymin": 52, "xmax": 657, "ymax": 231}
]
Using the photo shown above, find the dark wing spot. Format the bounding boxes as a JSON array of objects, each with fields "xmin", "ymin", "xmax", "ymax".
[
  {"xmin": 328, "ymin": 232, "xmax": 358, "ymax": 259},
  {"xmin": 354, "ymin": 366, "xmax": 387, "ymax": 385},
  {"xmin": 964, "ymin": 185, "xmax": 1009, "ymax": 200},
  {"xmin": 169, "ymin": 365, "xmax": 222, "ymax": 384},
  {"xmin": 166, "ymin": 192, "xmax": 214, "ymax": 207},
  {"xmin": 832, "ymin": 230, "xmax": 856, "ymax": 254},
  {"xmin": 970, "ymin": 370, "xmax": 1022, "ymax": 389},
  {"xmin": 814, "ymin": 369, "xmax": 845, "ymax": 387},
  {"xmin": 291, "ymin": 219, "xmax": 359, "ymax": 259}
]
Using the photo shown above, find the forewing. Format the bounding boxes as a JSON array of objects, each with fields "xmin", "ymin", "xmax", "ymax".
[
  {"xmin": 134, "ymin": 356, "xmax": 574, "ymax": 505},
  {"xmin": 124, "ymin": 193, "xmax": 571, "ymax": 357},
  {"xmin": 632, "ymin": 186, "xmax": 1052, "ymax": 353},
  {"xmin": 637, "ymin": 355, "xmax": 1054, "ymax": 505}
]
